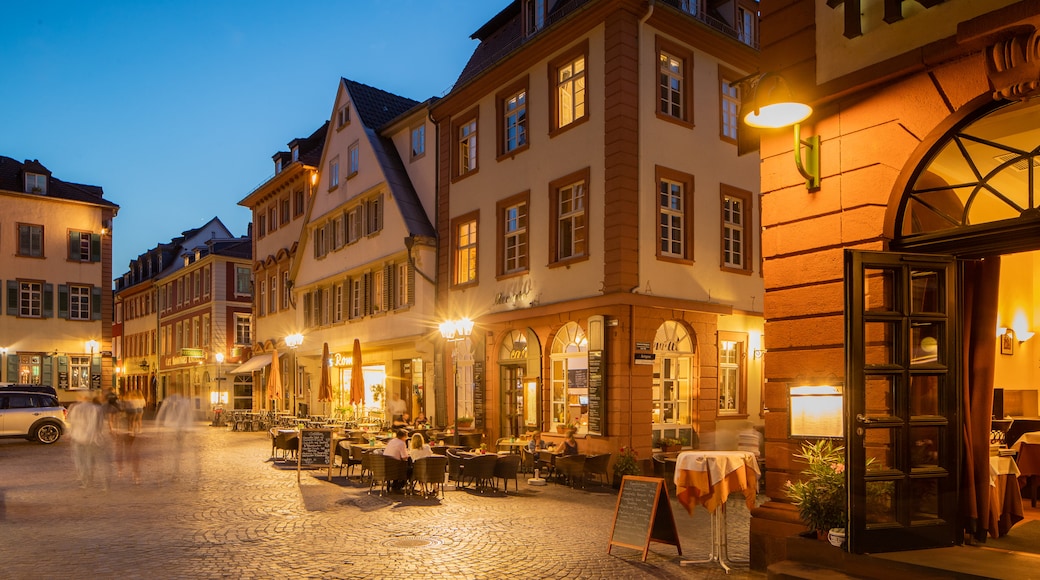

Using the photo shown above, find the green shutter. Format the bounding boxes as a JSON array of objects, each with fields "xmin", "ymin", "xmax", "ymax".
[
  {"xmin": 68, "ymin": 231, "xmax": 79, "ymax": 260},
  {"xmin": 407, "ymin": 261, "xmax": 415, "ymax": 306},
  {"xmin": 8, "ymin": 353, "xmax": 19, "ymax": 382},
  {"xmin": 7, "ymin": 280, "xmax": 18, "ymax": 316},
  {"xmin": 58, "ymin": 285, "xmax": 69, "ymax": 319},
  {"xmin": 41, "ymin": 354, "xmax": 54, "ymax": 388},
  {"xmin": 43, "ymin": 283, "xmax": 54, "ymax": 318},
  {"xmin": 92, "ymin": 286, "xmax": 102, "ymax": 320},
  {"xmin": 91, "ymin": 234, "xmax": 102, "ymax": 262}
]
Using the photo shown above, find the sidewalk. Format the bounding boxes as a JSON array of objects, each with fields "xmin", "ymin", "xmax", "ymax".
[{"xmin": 0, "ymin": 422, "xmax": 765, "ymax": 579}]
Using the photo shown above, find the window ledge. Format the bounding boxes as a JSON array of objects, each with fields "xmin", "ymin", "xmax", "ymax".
[{"xmin": 548, "ymin": 255, "xmax": 589, "ymax": 269}]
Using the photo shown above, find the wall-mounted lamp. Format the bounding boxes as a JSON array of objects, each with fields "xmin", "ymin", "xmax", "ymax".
[{"xmin": 739, "ymin": 72, "xmax": 820, "ymax": 192}]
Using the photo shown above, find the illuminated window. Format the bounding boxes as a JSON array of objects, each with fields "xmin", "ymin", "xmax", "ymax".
[
  {"xmin": 721, "ymin": 185, "xmax": 752, "ymax": 272},
  {"xmin": 550, "ymin": 169, "xmax": 589, "ymax": 264},
  {"xmin": 552, "ymin": 44, "xmax": 587, "ymax": 132},
  {"xmin": 452, "ymin": 213, "xmax": 478, "ymax": 286},
  {"xmin": 498, "ymin": 193, "xmax": 529, "ymax": 275},
  {"xmin": 718, "ymin": 331, "xmax": 747, "ymax": 417},
  {"xmin": 550, "ymin": 322, "xmax": 588, "ymax": 435},
  {"xmin": 656, "ymin": 38, "xmax": 694, "ymax": 125}
]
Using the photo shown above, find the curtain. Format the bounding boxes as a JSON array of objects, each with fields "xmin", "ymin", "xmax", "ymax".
[{"xmin": 961, "ymin": 257, "xmax": 1000, "ymax": 540}]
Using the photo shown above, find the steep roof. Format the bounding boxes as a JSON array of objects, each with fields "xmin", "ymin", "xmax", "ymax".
[
  {"xmin": 344, "ymin": 79, "xmax": 436, "ymax": 239},
  {"xmin": 0, "ymin": 156, "xmax": 119, "ymax": 209}
]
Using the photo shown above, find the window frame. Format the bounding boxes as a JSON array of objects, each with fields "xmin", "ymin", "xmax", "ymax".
[
  {"xmin": 17, "ymin": 223, "xmax": 44, "ymax": 258},
  {"xmin": 717, "ymin": 330, "xmax": 748, "ymax": 418},
  {"xmin": 720, "ymin": 184, "xmax": 753, "ymax": 274},
  {"xmin": 548, "ymin": 40, "xmax": 589, "ymax": 136},
  {"xmin": 25, "ymin": 173, "xmax": 47, "ymax": 194},
  {"xmin": 337, "ymin": 104, "xmax": 351, "ymax": 129},
  {"xmin": 450, "ymin": 210, "xmax": 479, "ymax": 288},
  {"xmin": 410, "ymin": 123, "xmax": 426, "ymax": 161},
  {"xmin": 452, "ymin": 107, "xmax": 480, "ymax": 181},
  {"xmin": 655, "ymin": 36, "xmax": 695, "ymax": 128},
  {"xmin": 19, "ymin": 280, "xmax": 44, "ymax": 318},
  {"xmin": 329, "ymin": 156, "xmax": 340, "ymax": 191},
  {"xmin": 235, "ymin": 267, "xmax": 251, "ymax": 296},
  {"xmin": 655, "ymin": 166, "xmax": 695, "ymax": 264},
  {"xmin": 549, "ymin": 167, "xmax": 590, "ymax": 267},
  {"xmin": 293, "ymin": 189, "xmax": 305, "ymax": 218},
  {"xmin": 234, "ymin": 314, "xmax": 252, "ymax": 346},
  {"xmin": 719, "ymin": 66, "xmax": 742, "ymax": 144},
  {"xmin": 348, "ymin": 141, "xmax": 360, "ymax": 178},
  {"xmin": 496, "ymin": 191, "xmax": 530, "ymax": 278},
  {"xmin": 497, "ymin": 76, "xmax": 530, "ymax": 159}
]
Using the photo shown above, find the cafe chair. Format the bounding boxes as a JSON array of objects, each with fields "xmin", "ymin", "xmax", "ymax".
[
  {"xmin": 411, "ymin": 456, "xmax": 448, "ymax": 498},
  {"xmin": 446, "ymin": 449, "xmax": 466, "ymax": 489},
  {"xmin": 652, "ymin": 453, "xmax": 678, "ymax": 496},
  {"xmin": 459, "ymin": 432, "xmax": 483, "ymax": 451},
  {"xmin": 584, "ymin": 453, "xmax": 611, "ymax": 487},
  {"xmin": 494, "ymin": 454, "xmax": 522, "ymax": 492},
  {"xmin": 520, "ymin": 446, "xmax": 536, "ymax": 475},
  {"xmin": 367, "ymin": 453, "xmax": 409, "ymax": 496},
  {"xmin": 463, "ymin": 454, "xmax": 499, "ymax": 493},
  {"xmin": 271, "ymin": 429, "xmax": 299, "ymax": 461},
  {"xmin": 431, "ymin": 445, "xmax": 449, "ymax": 456},
  {"xmin": 555, "ymin": 454, "xmax": 586, "ymax": 488}
]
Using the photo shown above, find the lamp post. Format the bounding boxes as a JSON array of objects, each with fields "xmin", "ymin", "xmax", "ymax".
[
  {"xmin": 439, "ymin": 317, "xmax": 474, "ymax": 445},
  {"xmin": 285, "ymin": 333, "xmax": 304, "ymax": 417}
]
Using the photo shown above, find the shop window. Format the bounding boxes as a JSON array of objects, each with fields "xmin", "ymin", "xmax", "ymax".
[{"xmin": 550, "ymin": 321, "xmax": 588, "ymax": 435}]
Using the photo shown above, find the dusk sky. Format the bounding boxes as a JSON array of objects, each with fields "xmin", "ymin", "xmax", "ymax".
[{"xmin": 3, "ymin": 0, "xmax": 503, "ymax": 278}]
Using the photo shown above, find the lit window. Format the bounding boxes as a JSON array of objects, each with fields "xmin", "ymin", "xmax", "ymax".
[
  {"xmin": 718, "ymin": 332, "xmax": 747, "ymax": 416},
  {"xmin": 551, "ymin": 170, "xmax": 588, "ymax": 263},
  {"xmin": 452, "ymin": 213, "xmax": 478, "ymax": 286},
  {"xmin": 455, "ymin": 110, "xmax": 479, "ymax": 178},
  {"xmin": 235, "ymin": 314, "xmax": 252, "ymax": 346},
  {"xmin": 721, "ymin": 185, "xmax": 752, "ymax": 272},
  {"xmin": 70, "ymin": 356, "xmax": 90, "ymax": 390},
  {"xmin": 555, "ymin": 51, "xmax": 586, "ymax": 130},
  {"xmin": 660, "ymin": 179, "xmax": 685, "ymax": 257},
  {"xmin": 550, "ymin": 322, "xmax": 588, "ymax": 435},
  {"xmin": 659, "ymin": 51, "xmax": 684, "ymax": 119}
]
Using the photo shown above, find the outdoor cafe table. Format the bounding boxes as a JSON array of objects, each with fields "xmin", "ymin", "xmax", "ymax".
[
  {"xmin": 496, "ymin": 439, "xmax": 527, "ymax": 454},
  {"xmin": 673, "ymin": 450, "xmax": 759, "ymax": 573}
]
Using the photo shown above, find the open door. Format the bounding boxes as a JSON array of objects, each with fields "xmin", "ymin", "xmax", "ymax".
[{"xmin": 844, "ymin": 250, "xmax": 961, "ymax": 554}]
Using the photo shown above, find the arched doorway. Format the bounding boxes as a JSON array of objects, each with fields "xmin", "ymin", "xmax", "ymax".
[
  {"xmin": 845, "ymin": 95, "xmax": 1040, "ymax": 554},
  {"xmin": 497, "ymin": 328, "xmax": 542, "ymax": 438},
  {"xmin": 550, "ymin": 321, "xmax": 588, "ymax": 435},
  {"xmin": 651, "ymin": 320, "xmax": 698, "ymax": 450}
]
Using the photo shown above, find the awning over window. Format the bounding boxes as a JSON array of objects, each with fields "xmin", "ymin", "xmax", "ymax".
[{"xmin": 229, "ymin": 353, "xmax": 272, "ymax": 375}]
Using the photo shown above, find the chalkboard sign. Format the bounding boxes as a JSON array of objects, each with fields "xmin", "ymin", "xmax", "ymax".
[
  {"xmin": 297, "ymin": 429, "xmax": 335, "ymax": 482},
  {"xmin": 607, "ymin": 476, "xmax": 681, "ymax": 561},
  {"xmin": 473, "ymin": 360, "xmax": 485, "ymax": 429},
  {"xmin": 587, "ymin": 350, "xmax": 604, "ymax": 436}
]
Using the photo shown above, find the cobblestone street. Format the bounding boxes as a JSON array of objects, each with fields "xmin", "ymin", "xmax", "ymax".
[{"xmin": 0, "ymin": 423, "xmax": 766, "ymax": 579}]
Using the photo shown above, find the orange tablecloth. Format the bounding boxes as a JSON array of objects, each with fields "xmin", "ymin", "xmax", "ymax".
[
  {"xmin": 673, "ymin": 451, "xmax": 759, "ymax": 514},
  {"xmin": 988, "ymin": 455, "xmax": 1023, "ymax": 538}
]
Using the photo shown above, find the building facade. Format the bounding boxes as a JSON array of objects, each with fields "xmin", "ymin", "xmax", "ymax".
[
  {"xmin": 0, "ymin": 156, "xmax": 118, "ymax": 405},
  {"xmin": 751, "ymin": 0, "xmax": 1040, "ymax": 566},
  {"xmin": 431, "ymin": 0, "xmax": 764, "ymax": 459}
]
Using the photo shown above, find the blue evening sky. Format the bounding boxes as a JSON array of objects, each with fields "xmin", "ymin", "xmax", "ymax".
[{"xmin": 2, "ymin": 1, "xmax": 503, "ymax": 278}]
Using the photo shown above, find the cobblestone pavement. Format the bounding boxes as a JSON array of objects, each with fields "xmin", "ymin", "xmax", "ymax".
[{"xmin": 0, "ymin": 423, "xmax": 767, "ymax": 580}]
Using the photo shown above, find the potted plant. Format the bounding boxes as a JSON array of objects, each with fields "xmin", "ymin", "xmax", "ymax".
[
  {"xmin": 457, "ymin": 416, "xmax": 474, "ymax": 429},
  {"xmin": 655, "ymin": 436, "xmax": 683, "ymax": 452},
  {"xmin": 612, "ymin": 446, "xmax": 641, "ymax": 488},
  {"xmin": 784, "ymin": 439, "xmax": 847, "ymax": 539}
]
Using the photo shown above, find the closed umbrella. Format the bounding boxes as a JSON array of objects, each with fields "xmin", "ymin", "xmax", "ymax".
[
  {"xmin": 350, "ymin": 338, "xmax": 364, "ymax": 409},
  {"xmin": 268, "ymin": 348, "xmax": 282, "ymax": 410},
  {"xmin": 318, "ymin": 342, "xmax": 333, "ymax": 415}
]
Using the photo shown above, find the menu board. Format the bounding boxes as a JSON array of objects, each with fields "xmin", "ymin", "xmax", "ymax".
[
  {"xmin": 587, "ymin": 350, "xmax": 604, "ymax": 436},
  {"xmin": 607, "ymin": 476, "xmax": 681, "ymax": 562},
  {"xmin": 297, "ymin": 429, "xmax": 335, "ymax": 482},
  {"xmin": 473, "ymin": 360, "xmax": 485, "ymax": 429}
]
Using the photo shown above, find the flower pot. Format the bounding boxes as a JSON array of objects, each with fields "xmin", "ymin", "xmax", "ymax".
[
  {"xmin": 556, "ymin": 425, "xmax": 567, "ymax": 434},
  {"xmin": 457, "ymin": 420, "xmax": 473, "ymax": 430},
  {"xmin": 662, "ymin": 444, "xmax": 682, "ymax": 453},
  {"xmin": 827, "ymin": 528, "xmax": 846, "ymax": 548}
]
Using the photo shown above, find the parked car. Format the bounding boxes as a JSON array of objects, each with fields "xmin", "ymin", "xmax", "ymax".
[{"xmin": 0, "ymin": 384, "xmax": 68, "ymax": 444}]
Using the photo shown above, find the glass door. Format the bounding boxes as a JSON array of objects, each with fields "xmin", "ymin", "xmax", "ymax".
[{"xmin": 845, "ymin": 250, "xmax": 961, "ymax": 553}]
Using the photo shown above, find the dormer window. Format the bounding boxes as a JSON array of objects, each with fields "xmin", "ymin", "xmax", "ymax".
[
  {"xmin": 275, "ymin": 158, "xmax": 283, "ymax": 174},
  {"xmin": 25, "ymin": 173, "xmax": 46, "ymax": 194},
  {"xmin": 292, "ymin": 146, "xmax": 299, "ymax": 162},
  {"xmin": 525, "ymin": 0, "xmax": 545, "ymax": 36}
]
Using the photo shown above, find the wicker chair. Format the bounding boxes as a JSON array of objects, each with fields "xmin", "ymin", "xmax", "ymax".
[
  {"xmin": 367, "ymin": 453, "xmax": 409, "ymax": 496},
  {"xmin": 554, "ymin": 454, "xmax": 586, "ymax": 488},
  {"xmin": 271, "ymin": 429, "xmax": 299, "ymax": 460},
  {"xmin": 584, "ymin": 453, "xmax": 611, "ymax": 486},
  {"xmin": 337, "ymin": 442, "xmax": 364, "ymax": 478},
  {"xmin": 463, "ymin": 454, "xmax": 499, "ymax": 492},
  {"xmin": 446, "ymin": 449, "xmax": 466, "ymax": 489},
  {"xmin": 411, "ymin": 456, "xmax": 448, "ymax": 498},
  {"xmin": 494, "ymin": 454, "xmax": 522, "ymax": 492}
]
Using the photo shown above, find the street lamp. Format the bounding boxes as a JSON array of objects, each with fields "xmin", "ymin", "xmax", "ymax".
[
  {"xmin": 439, "ymin": 317, "xmax": 474, "ymax": 445},
  {"xmin": 285, "ymin": 333, "xmax": 304, "ymax": 417}
]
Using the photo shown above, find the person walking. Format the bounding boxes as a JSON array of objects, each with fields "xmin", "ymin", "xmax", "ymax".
[{"xmin": 67, "ymin": 394, "xmax": 110, "ymax": 490}]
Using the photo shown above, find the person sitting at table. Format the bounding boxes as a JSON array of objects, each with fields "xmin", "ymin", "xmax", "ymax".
[
  {"xmin": 392, "ymin": 412, "xmax": 412, "ymax": 429},
  {"xmin": 527, "ymin": 430, "xmax": 547, "ymax": 454},
  {"xmin": 558, "ymin": 429, "xmax": 579, "ymax": 456},
  {"xmin": 384, "ymin": 429, "xmax": 411, "ymax": 491},
  {"xmin": 409, "ymin": 433, "xmax": 433, "ymax": 461},
  {"xmin": 413, "ymin": 412, "xmax": 428, "ymax": 428}
]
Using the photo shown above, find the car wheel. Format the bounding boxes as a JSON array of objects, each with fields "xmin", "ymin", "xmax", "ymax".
[{"xmin": 36, "ymin": 424, "xmax": 62, "ymax": 444}]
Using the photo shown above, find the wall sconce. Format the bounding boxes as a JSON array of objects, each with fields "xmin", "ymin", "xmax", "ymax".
[{"xmin": 739, "ymin": 72, "xmax": 820, "ymax": 192}]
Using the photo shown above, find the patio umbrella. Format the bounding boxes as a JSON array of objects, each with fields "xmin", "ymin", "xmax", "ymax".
[
  {"xmin": 350, "ymin": 338, "xmax": 364, "ymax": 408},
  {"xmin": 268, "ymin": 348, "xmax": 282, "ymax": 409},
  {"xmin": 318, "ymin": 342, "xmax": 333, "ymax": 415}
]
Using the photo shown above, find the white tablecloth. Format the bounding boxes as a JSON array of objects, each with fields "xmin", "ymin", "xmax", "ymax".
[
  {"xmin": 674, "ymin": 450, "xmax": 759, "ymax": 489},
  {"xmin": 1011, "ymin": 431, "xmax": 1040, "ymax": 449}
]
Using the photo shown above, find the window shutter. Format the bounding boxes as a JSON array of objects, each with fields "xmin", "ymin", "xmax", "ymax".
[
  {"xmin": 376, "ymin": 194, "xmax": 384, "ymax": 231},
  {"xmin": 43, "ymin": 284, "xmax": 54, "ymax": 318},
  {"xmin": 363, "ymin": 273, "xmax": 372, "ymax": 316},
  {"xmin": 42, "ymin": 354, "xmax": 54, "ymax": 387},
  {"xmin": 7, "ymin": 353, "xmax": 18, "ymax": 380},
  {"xmin": 92, "ymin": 286, "xmax": 102, "ymax": 320},
  {"xmin": 303, "ymin": 292, "xmax": 312, "ymax": 327},
  {"xmin": 387, "ymin": 264, "xmax": 397, "ymax": 310},
  {"xmin": 407, "ymin": 261, "xmax": 415, "ymax": 306},
  {"xmin": 91, "ymin": 234, "xmax": 101, "ymax": 262},
  {"xmin": 7, "ymin": 280, "xmax": 17, "ymax": 315},
  {"xmin": 58, "ymin": 285, "xmax": 69, "ymax": 319},
  {"xmin": 313, "ymin": 233, "xmax": 320, "ymax": 258},
  {"xmin": 68, "ymin": 232, "xmax": 79, "ymax": 260},
  {"xmin": 57, "ymin": 356, "xmax": 69, "ymax": 385},
  {"xmin": 347, "ymin": 277, "xmax": 355, "ymax": 319}
]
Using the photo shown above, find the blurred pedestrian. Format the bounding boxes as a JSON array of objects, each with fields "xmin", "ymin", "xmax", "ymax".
[
  {"xmin": 156, "ymin": 394, "xmax": 195, "ymax": 481},
  {"xmin": 124, "ymin": 388, "xmax": 146, "ymax": 435},
  {"xmin": 67, "ymin": 394, "xmax": 110, "ymax": 490}
]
